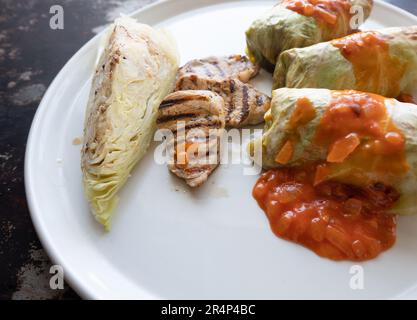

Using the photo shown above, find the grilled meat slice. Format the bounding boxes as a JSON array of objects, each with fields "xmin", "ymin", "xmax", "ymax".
[
  {"xmin": 177, "ymin": 54, "xmax": 259, "ymax": 84},
  {"xmin": 176, "ymin": 54, "xmax": 270, "ymax": 127},
  {"xmin": 176, "ymin": 76, "xmax": 271, "ymax": 127},
  {"xmin": 157, "ymin": 90, "xmax": 226, "ymax": 187}
]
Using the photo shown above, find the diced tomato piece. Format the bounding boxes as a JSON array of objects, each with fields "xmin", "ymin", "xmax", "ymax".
[
  {"xmin": 327, "ymin": 133, "xmax": 360, "ymax": 163},
  {"xmin": 275, "ymin": 140, "xmax": 294, "ymax": 165},
  {"xmin": 314, "ymin": 164, "xmax": 330, "ymax": 186}
]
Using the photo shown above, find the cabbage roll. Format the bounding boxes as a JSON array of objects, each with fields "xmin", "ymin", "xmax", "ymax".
[
  {"xmin": 249, "ymin": 88, "xmax": 417, "ymax": 216},
  {"xmin": 274, "ymin": 27, "xmax": 417, "ymax": 101},
  {"xmin": 246, "ymin": 0, "xmax": 373, "ymax": 70},
  {"xmin": 82, "ymin": 17, "xmax": 180, "ymax": 229}
]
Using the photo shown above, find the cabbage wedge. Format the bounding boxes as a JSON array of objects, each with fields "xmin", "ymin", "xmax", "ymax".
[
  {"xmin": 245, "ymin": 0, "xmax": 373, "ymax": 70},
  {"xmin": 249, "ymin": 88, "xmax": 417, "ymax": 216},
  {"xmin": 82, "ymin": 17, "xmax": 180, "ymax": 229}
]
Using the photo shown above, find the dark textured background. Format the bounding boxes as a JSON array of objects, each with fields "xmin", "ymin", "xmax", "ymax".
[{"xmin": 0, "ymin": 0, "xmax": 416, "ymax": 300}]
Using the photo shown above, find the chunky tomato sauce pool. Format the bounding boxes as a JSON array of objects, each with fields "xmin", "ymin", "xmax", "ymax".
[{"xmin": 253, "ymin": 168, "xmax": 397, "ymax": 261}]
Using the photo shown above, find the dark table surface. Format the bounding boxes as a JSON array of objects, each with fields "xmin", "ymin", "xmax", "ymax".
[{"xmin": 0, "ymin": 0, "xmax": 416, "ymax": 300}]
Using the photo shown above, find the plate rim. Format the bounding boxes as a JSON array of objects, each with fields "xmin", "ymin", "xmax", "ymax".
[{"xmin": 24, "ymin": 0, "xmax": 417, "ymax": 300}]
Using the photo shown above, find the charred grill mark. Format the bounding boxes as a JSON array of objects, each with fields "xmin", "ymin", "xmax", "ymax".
[
  {"xmin": 229, "ymin": 79, "xmax": 236, "ymax": 93},
  {"xmin": 203, "ymin": 64, "xmax": 214, "ymax": 77},
  {"xmin": 185, "ymin": 120, "xmax": 223, "ymax": 130},
  {"xmin": 157, "ymin": 113, "xmax": 197, "ymax": 124},
  {"xmin": 159, "ymin": 95, "xmax": 209, "ymax": 109},
  {"xmin": 228, "ymin": 80, "xmax": 236, "ymax": 116},
  {"xmin": 212, "ymin": 62, "xmax": 226, "ymax": 78},
  {"xmin": 170, "ymin": 118, "xmax": 224, "ymax": 134},
  {"xmin": 159, "ymin": 100, "xmax": 178, "ymax": 109},
  {"xmin": 256, "ymin": 95, "xmax": 264, "ymax": 106},
  {"xmin": 184, "ymin": 165, "xmax": 212, "ymax": 175},
  {"xmin": 241, "ymin": 85, "xmax": 250, "ymax": 122},
  {"xmin": 108, "ymin": 49, "xmax": 121, "ymax": 81}
]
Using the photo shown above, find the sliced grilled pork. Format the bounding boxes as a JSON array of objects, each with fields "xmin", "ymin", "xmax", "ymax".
[
  {"xmin": 177, "ymin": 54, "xmax": 259, "ymax": 83},
  {"xmin": 176, "ymin": 55, "xmax": 270, "ymax": 127},
  {"xmin": 176, "ymin": 76, "xmax": 270, "ymax": 127},
  {"xmin": 157, "ymin": 90, "xmax": 226, "ymax": 187}
]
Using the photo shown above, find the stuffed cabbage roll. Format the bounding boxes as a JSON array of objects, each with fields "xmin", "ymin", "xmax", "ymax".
[
  {"xmin": 274, "ymin": 27, "xmax": 417, "ymax": 101},
  {"xmin": 249, "ymin": 88, "xmax": 417, "ymax": 216},
  {"xmin": 82, "ymin": 17, "xmax": 180, "ymax": 229},
  {"xmin": 246, "ymin": 0, "xmax": 373, "ymax": 70}
]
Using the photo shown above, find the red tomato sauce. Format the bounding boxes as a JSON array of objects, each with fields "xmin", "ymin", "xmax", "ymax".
[
  {"xmin": 282, "ymin": 0, "xmax": 352, "ymax": 26},
  {"xmin": 315, "ymin": 91, "xmax": 408, "ymax": 186},
  {"xmin": 253, "ymin": 168, "xmax": 397, "ymax": 261},
  {"xmin": 253, "ymin": 92, "xmax": 408, "ymax": 261},
  {"xmin": 332, "ymin": 32, "xmax": 406, "ymax": 97}
]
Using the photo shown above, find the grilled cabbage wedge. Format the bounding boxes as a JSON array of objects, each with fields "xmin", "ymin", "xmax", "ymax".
[
  {"xmin": 249, "ymin": 88, "xmax": 417, "ymax": 216},
  {"xmin": 245, "ymin": 0, "xmax": 373, "ymax": 71},
  {"xmin": 82, "ymin": 17, "xmax": 180, "ymax": 229},
  {"xmin": 274, "ymin": 26, "xmax": 417, "ymax": 100}
]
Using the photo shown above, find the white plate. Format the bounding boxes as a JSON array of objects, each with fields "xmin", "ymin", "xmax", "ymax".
[{"xmin": 25, "ymin": 0, "xmax": 417, "ymax": 299}]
